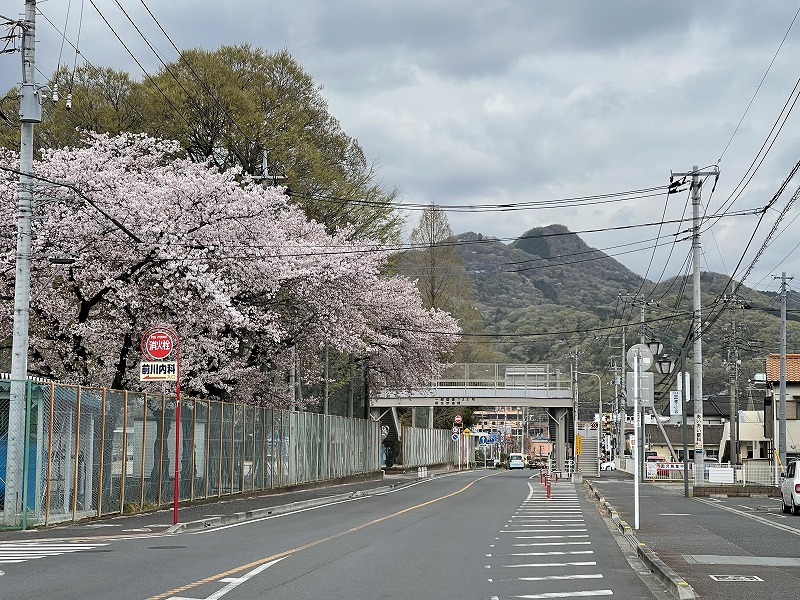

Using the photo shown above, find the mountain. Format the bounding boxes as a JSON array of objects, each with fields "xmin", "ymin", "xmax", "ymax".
[{"xmin": 444, "ymin": 224, "xmax": 799, "ymax": 412}]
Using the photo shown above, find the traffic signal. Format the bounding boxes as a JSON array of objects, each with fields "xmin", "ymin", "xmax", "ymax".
[{"xmin": 603, "ymin": 413, "xmax": 612, "ymax": 435}]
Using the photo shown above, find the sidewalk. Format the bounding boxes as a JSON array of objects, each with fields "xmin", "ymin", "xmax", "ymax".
[
  {"xmin": 0, "ymin": 470, "xmax": 430, "ymax": 542},
  {"xmin": 586, "ymin": 473, "xmax": 796, "ymax": 600}
]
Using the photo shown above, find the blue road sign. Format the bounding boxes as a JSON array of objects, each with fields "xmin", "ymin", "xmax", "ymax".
[
  {"xmin": 490, "ymin": 433, "xmax": 498, "ymax": 443},
  {"xmin": 452, "ymin": 433, "xmax": 459, "ymax": 441},
  {"xmin": 478, "ymin": 435, "xmax": 488, "ymax": 444}
]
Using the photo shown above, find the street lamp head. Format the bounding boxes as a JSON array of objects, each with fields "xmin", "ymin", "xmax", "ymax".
[
  {"xmin": 647, "ymin": 340, "xmax": 663, "ymax": 356},
  {"xmin": 656, "ymin": 356, "xmax": 675, "ymax": 375}
]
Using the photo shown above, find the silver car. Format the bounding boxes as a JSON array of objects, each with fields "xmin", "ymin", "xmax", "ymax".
[{"xmin": 781, "ymin": 459, "xmax": 800, "ymax": 514}]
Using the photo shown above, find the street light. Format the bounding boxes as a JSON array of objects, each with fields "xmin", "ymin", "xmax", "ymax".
[{"xmin": 655, "ymin": 345, "xmax": 691, "ymax": 498}]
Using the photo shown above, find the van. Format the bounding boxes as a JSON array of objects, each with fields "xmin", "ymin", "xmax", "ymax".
[{"xmin": 508, "ymin": 453, "xmax": 525, "ymax": 470}]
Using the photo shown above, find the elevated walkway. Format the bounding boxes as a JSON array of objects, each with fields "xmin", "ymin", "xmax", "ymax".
[{"xmin": 373, "ymin": 363, "xmax": 573, "ymax": 408}]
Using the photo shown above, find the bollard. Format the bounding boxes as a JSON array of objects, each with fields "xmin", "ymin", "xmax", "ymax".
[
  {"xmin": 423, "ymin": 466, "xmax": 427, "ymax": 477},
  {"xmin": 417, "ymin": 467, "xmax": 422, "ymax": 478},
  {"xmin": 546, "ymin": 479, "xmax": 551, "ymax": 498},
  {"xmin": 553, "ymin": 471, "xmax": 558, "ymax": 483}
]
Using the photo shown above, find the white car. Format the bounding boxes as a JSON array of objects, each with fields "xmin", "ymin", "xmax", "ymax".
[
  {"xmin": 600, "ymin": 459, "xmax": 616, "ymax": 471},
  {"xmin": 508, "ymin": 453, "xmax": 525, "ymax": 470},
  {"xmin": 781, "ymin": 459, "xmax": 800, "ymax": 514}
]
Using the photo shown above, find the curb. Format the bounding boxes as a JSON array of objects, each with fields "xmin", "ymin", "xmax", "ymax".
[
  {"xmin": 587, "ymin": 481, "xmax": 697, "ymax": 600},
  {"xmin": 166, "ymin": 480, "xmax": 415, "ymax": 534}
]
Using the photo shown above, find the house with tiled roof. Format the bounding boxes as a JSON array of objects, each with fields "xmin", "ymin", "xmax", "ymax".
[{"xmin": 764, "ymin": 353, "xmax": 800, "ymax": 460}]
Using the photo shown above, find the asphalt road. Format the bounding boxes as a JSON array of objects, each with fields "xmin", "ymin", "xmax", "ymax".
[{"xmin": 0, "ymin": 469, "xmax": 674, "ymax": 600}]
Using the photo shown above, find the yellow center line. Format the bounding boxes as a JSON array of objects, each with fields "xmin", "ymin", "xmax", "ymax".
[{"xmin": 146, "ymin": 473, "xmax": 496, "ymax": 599}]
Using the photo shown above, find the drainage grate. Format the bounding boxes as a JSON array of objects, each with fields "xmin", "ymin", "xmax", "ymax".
[{"xmin": 709, "ymin": 575, "xmax": 763, "ymax": 582}]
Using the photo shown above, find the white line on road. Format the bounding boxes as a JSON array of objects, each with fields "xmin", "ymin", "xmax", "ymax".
[
  {"xmin": 167, "ymin": 557, "xmax": 286, "ymax": 600},
  {"xmin": 514, "ymin": 590, "xmax": 613, "ymax": 598},
  {"xmin": 510, "ymin": 551, "xmax": 593, "ymax": 557},
  {"xmin": 516, "ymin": 574, "xmax": 604, "ymax": 581},
  {"xmin": 512, "ymin": 535, "xmax": 589, "ymax": 539},
  {"xmin": 504, "ymin": 561, "xmax": 597, "ymax": 568},
  {"xmin": 513, "ymin": 541, "xmax": 592, "ymax": 546}
]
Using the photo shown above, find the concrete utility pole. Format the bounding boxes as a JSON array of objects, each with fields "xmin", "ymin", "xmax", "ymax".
[
  {"xmin": 671, "ymin": 165, "xmax": 718, "ymax": 484},
  {"xmin": 724, "ymin": 293, "xmax": 745, "ymax": 465},
  {"xmin": 4, "ymin": 0, "xmax": 41, "ymax": 528},
  {"xmin": 776, "ymin": 272, "xmax": 793, "ymax": 466}
]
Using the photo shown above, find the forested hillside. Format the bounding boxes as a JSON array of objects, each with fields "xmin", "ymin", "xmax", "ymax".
[{"xmin": 407, "ymin": 224, "xmax": 800, "ymax": 415}]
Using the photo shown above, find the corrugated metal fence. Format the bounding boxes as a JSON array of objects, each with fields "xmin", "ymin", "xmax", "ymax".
[
  {"xmin": 401, "ymin": 425, "xmax": 473, "ymax": 468},
  {"xmin": 1, "ymin": 379, "xmax": 380, "ymax": 528}
]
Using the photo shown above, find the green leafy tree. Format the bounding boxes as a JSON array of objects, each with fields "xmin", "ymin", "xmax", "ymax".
[{"xmin": 140, "ymin": 45, "xmax": 401, "ymax": 242}]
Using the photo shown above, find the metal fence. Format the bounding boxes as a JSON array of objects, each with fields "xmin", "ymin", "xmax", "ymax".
[
  {"xmin": 617, "ymin": 457, "xmax": 782, "ymax": 487},
  {"xmin": 1, "ymin": 379, "xmax": 380, "ymax": 529},
  {"xmin": 402, "ymin": 425, "xmax": 470, "ymax": 468}
]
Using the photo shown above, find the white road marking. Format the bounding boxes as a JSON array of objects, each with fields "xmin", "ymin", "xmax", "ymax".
[
  {"xmin": 504, "ymin": 561, "xmax": 597, "ymax": 568},
  {"xmin": 517, "ymin": 574, "xmax": 604, "ymax": 581},
  {"xmin": 515, "ymin": 590, "xmax": 613, "ymax": 598},
  {"xmin": 0, "ymin": 541, "xmax": 108, "ymax": 564},
  {"xmin": 167, "ymin": 557, "xmax": 286, "ymax": 600},
  {"xmin": 513, "ymin": 541, "xmax": 592, "ymax": 546},
  {"xmin": 510, "ymin": 551, "xmax": 593, "ymax": 557}
]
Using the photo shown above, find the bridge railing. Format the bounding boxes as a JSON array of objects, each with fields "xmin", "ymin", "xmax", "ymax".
[{"xmin": 435, "ymin": 363, "xmax": 569, "ymax": 390}]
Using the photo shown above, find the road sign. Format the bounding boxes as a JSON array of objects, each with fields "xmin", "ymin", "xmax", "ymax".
[
  {"xmin": 478, "ymin": 434, "xmax": 488, "ymax": 444},
  {"xmin": 139, "ymin": 361, "xmax": 178, "ymax": 381},
  {"xmin": 452, "ymin": 433, "xmax": 459, "ymax": 441},
  {"xmin": 454, "ymin": 414, "xmax": 463, "ymax": 424},
  {"xmin": 626, "ymin": 343, "xmax": 654, "ymax": 371},
  {"xmin": 463, "ymin": 428, "xmax": 471, "ymax": 436},
  {"xmin": 490, "ymin": 433, "xmax": 497, "ymax": 443},
  {"xmin": 452, "ymin": 426, "xmax": 460, "ymax": 434},
  {"xmin": 143, "ymin": 330, "xmax": 174, "ymax": 360}
]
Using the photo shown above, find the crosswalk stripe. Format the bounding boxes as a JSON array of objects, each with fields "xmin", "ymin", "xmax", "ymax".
[
  {"xmin": 515, "ymin": 590, "xmax": 613, "ymax": 598},
  {"xmin": 517, "ymin": 574, "xmax": 604, "ymax": 581},
  {"xmin": 0, "ymin": 542, "xmax": 107, "ymax": 564}
]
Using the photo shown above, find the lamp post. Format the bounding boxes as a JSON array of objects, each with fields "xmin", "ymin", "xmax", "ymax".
[
  {"xmin": 626, "ymin": 343, "xmax": 655, "ymax": 530},
  {"xmin": 656, "ymin": 344, "xmax": 691, "ymax": 498},
  {"xmin": 577, "ymin": 372, "xmax": 603, "ymax": 467}
]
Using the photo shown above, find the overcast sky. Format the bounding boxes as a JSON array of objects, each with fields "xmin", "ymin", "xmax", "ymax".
[{"xmin": 4, "ymin": 1, "xmax": 800, "ymax": 294}]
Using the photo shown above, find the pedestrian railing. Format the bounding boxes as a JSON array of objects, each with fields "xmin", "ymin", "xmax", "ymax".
[{"xmin": 641, "ymin": 459, "xmax": 781, "ymax": 486}]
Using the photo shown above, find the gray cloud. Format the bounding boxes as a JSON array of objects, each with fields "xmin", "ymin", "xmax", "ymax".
[{"xmin": 2, "ymin": 0, "xmax": 799, "ymax": 293}]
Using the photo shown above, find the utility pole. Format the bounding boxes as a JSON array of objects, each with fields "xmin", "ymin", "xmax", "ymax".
[
  {"xmin": 723, "ymin": 293, "xmax": 745, "ymax": 465},
  {"xmin": 5, "ymin": 0, "xmax": 41, "ymax": 528},
  {"xmin": 775, "ymin": 272, "xmax": 793, "ymax": 466},
  {"xmin": 671, "ymin": 165, "xmax": 719, "ymax": 484}
]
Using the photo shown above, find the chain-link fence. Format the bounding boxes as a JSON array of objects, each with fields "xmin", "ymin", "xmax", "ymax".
[{"xmin": 1, "ymin": 379, "xmax": 380, "ymax": 529}]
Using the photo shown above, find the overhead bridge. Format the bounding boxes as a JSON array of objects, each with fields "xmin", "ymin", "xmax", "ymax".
[
  {"xmin": 373, "ymin": 364, "xmax": 575, "ymax": 473},
  {"xmin": 373, "ymin": 363, "xmax": 573, "ymax": 408}
]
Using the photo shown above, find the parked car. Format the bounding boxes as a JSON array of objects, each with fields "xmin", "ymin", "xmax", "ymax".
[
  {"xmin": 781, "ymin": 459, "xmax": 800, "ymax": 515},
  {"xmin": 600, "ymin": 459, "xmax": 616, "ymax": 471},
  {"xmin": 508, "ymin": 453, "xmax": 525, "ymax": 470}
]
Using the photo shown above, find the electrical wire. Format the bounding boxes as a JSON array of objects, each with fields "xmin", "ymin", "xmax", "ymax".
[{"xmin": 717, "ymin": 5, "xmax": 800, "ymax": 165}]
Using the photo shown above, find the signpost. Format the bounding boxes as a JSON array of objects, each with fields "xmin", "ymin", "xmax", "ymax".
[{"xmin": 140, "ymin": 326, "xmax": 181, "ymax": 526}]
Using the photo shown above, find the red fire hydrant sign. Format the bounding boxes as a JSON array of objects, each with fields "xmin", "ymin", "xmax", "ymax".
[
  {"xmin": 139, "ymin": 325, "xmax": 182, "ymax": 526},
  {"xmin": 143, "ymin": 330, "xmax": 174, "ymax": 360}
]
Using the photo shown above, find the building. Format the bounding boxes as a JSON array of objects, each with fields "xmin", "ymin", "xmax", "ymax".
[{"xmin": 764, "ymin": 353, "xmax": 800, "ymax": 461}]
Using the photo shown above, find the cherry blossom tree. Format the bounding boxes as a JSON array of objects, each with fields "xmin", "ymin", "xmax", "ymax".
[{"xmin": 0, "ymin": 132, "xmax": 459, "ymax": 408}]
